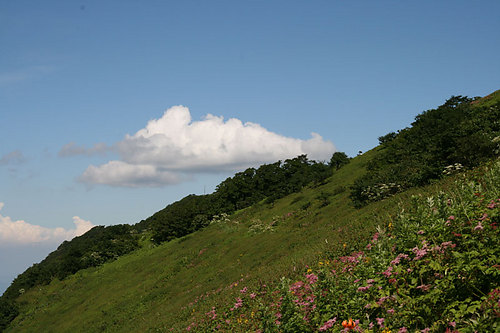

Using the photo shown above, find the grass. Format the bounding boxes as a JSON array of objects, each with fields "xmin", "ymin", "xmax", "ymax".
[{"xmin": 6, "ymin": 149, "xmax": 497, "ymax": 332}]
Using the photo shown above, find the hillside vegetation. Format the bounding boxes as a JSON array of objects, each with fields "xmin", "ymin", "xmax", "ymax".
[{"xmin": 1, "ymin": 91, "xmax": 499, "ymax": 332}]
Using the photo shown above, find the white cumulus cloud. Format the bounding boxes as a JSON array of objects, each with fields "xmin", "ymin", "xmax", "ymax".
[
  {"xmin": 78, "ymin": 105, "xmax": 336, "ymax": 187},
  {"xmin": 0, "ymin": 202, "xmax": 95, "ymax": 245},
  {"xmin": 80, "ymin": 161, "xmax": 183, "ymax": 188}
]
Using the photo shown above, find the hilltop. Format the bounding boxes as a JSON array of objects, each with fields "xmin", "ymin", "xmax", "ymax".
[{"xmin": 1, "ymin": 91, "xmax": 499, "ymax": 332}]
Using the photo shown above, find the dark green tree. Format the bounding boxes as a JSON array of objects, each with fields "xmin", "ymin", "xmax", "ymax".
[{"xmin": 329, "ymin": 152, "xmax": 351, "ymax": 170}]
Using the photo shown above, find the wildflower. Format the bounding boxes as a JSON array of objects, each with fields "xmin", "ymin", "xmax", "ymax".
[
  {"xmin": 382, "ymin": 266, "xmax": 394, "ymax": 277},
  {"xmin": 230, "ymin": 298, "xmax": 243, "ymax": 311},
  {"xmin": 376, "ymin": 317, "xmax": 385, "ymax": 327},
  {"xmin": 391, "ymin": 253, "xmax": 409, "ymax": 265},
  {"xmin": 357, "ymin": 285, "xmax": 372, "ymax": 292},
  {"xmin": 416, "ymin": 284, "xmax": 431, "ymax": 292},
  {"xmin": 250, "ymin": 293, "xmax": 256, "ymax": 299},
  {"xmin": 205, "ymin": 307, "xmax": 217, "ymax": 319},
  {"xmin": 377, "ymin": 296, "xmax": 389, "ymax": 305},
  {"xmin": 366, "ymin": 243, "xmax": 372, "ymax": 250},
  {"xmin": 319, "ymin": 318, "xmax": 337, "ymax": 331},
  {"xmin": 421, "ymin": 328, "xmax": 430, "ymax": 333},
  {"xmin": 474, "ymin": 221, "xmax": 484, "ymax": 231},
  {"xmin": 398, "ymin": 328, "xmax": 408, "ymax": 333},
  {"xmin": 479, "ymin": 213, "xmax": 489, "ymax": 221},
  {"xmin": 387, "ymin": 308, "xmax": 395, "ymax": 314},
  {"xmin": 417, "ymin": 230, "xmax": 425, "ymax": 235},
  {"xmin": 240, "ymin": 287, "xmax": 248, "ymax": 293},
  {"xmin": 412, "ymin": 246, "xmax": 428, "ymax": 260},
  {"xmin": 306, "ymin": 273, "xmax": 318, "ymax": 284},
  {"xmin": 342, "ymin": 318, "xmax": 356, "ymax": 330},
  {"xmin": 487, "ymin": 200, "xmax": 496, "ymax": 209}
]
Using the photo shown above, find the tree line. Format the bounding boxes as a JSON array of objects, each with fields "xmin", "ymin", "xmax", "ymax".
[
  {"xmin": 1, "ymin": 154, "xmax": 349, "ymax": 330},
  {"xmin": 350, "ymin": 95, "xmax": 500, "ymax": 206}
]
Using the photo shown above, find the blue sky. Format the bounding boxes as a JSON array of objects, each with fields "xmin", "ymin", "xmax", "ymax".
[{"xmin": 1, "ymin": 0, "xmax": 499, "ymax": 293}]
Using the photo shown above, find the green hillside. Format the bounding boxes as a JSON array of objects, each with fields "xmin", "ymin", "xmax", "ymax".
[{"xmin": 2, "ymin": 91, "xmax": 500, "ymax": 332}]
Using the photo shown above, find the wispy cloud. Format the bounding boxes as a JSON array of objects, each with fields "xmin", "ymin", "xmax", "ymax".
[
  {"xmin": 0, "ymin": 203, "xmax": 95, "ymax": 245},
  {"xmin": 0, "ymin": 66, "xmax": 55, "ymax": 86},
  {"xmin": 77, "ymin": 106, "xmax": 336, "ymax": 187},
  {"xmin": 0, "ymin": 150, "xmax": 26, "ymax": 166},
  {"xmin": 58, "ymin": 142, "xmax": 110, "ymax": 157}
]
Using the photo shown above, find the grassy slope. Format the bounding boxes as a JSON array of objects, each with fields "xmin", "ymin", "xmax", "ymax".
[
  {"xmin": 6, "ymin": 147, "xmax": 465, "ymax": 333},
  {"xmin": 6, "ymin": 91, "xmax": 500, "ymax": 331}
]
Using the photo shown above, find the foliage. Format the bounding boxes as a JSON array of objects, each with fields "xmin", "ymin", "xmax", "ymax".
[
  {"xmin": 351, "ymin": 95, "xmax": 500, "ymax": 206},
  {"xmin": 330, "ymin": 152, "xmax": 351, "ymax": 170},
  {"xmin": 0, "ymin": 224, "xmax": 139, "ymax": 325},
  {"xmin": 149, "ymin": 155, "xmax": 333, "ymax": 243},
  {"xmin": 0, "ymin": 298, "xmax": 18, "ymax": 332},
  {"xmin": 3, "ymin": 91, "xmax": 499, "ymax": 331},
  {"xmin": 185, "ymin": 160, "xmax": 500, "ymax": 332}
]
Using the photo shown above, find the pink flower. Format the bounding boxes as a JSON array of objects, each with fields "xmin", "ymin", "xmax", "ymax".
[
  {"xmin": 382, "ymin": 266, "xmax": 393, "ymax": 277},
  {"xmin": 398, "ymin": 328, "xmax": 408, "ymax": 333},
  {"xmin": 421, "ymin": 328, "xmax": 430, "ymax": 333},
  {"xmin": 366, "ymin": 243, "xmax": 372, "ymax": 250},
  {"xmin": 479, "ymin": 213, "xmax": 489, "ymax": 221},
  {"xmin": 387, "ymin": 308, "xmax": 395, "ymax": 314},
  {"xmin": 377, "ymin": 296, "xmax": 389, "ymax": 305},
  {"xmin": 391, "ymin": 253, "xmax": 409, "ymax": 265},
  {"xmin": 376, "ymin": 317, "xmax": 385, "ymax": 327},
  {"xmin": 240, "ymin": 287, "xmax": 248, "ymax": 293},
  {"xmin": 357, "ymin": 285, "xmax": 372, "ymax": 292},
  {"xmin": 412, "ymin": 246, "xmax": 428, "ymax": 260},
  {"xmin": 417, "ymin": 230, "xmax": 425, "ymax": 235},
  {"xmin": 230, "ymin": 297, "xmax": 243, "ymax": 310},
  {"xmin": 306, "ymin": 273, "xmax": 318, "ymax": 284},
  {"xmin": 487, "ymin": 201, "xmax": 496, "ymax": 209},
  {"xmin": 474, "ymin": 221, "xmax": 484, "ymax": 231},
  {"xmin": 416, "ymin": 284, "xmax": 431, "ymax": 292},
  {"xmin": 318, "ymin": 318, "xmax": 337, "ymax": 331},
  {"xmin": 448, "ymin": 215, "xmax": 455, "ymax": 220},
  {"xmin": 250, "ymin": 293, "xmax": 256, "ymax": 299}
]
